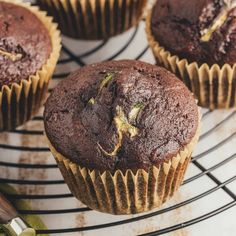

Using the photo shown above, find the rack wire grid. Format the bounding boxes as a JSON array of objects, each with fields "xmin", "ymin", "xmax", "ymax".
[{"xmin": 0, "ymin": 15, "xmax": 236, "ymax": 236}]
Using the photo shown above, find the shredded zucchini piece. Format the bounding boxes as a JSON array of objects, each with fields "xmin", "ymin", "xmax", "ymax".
[
  {"xmin": 0, "ymin": 49, "xmax": 22, "ymax": 62},
  {"xmin": 98, "ymin": 106, "xmax": 139, "ymax": 157},
  {"xmin": 200, "ymin": 1, "xmax": 236, "ymax": 42}
]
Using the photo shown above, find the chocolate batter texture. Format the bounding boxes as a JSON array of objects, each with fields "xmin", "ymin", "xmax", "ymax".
[
  {"xmin": 151, "ymin": 0, "xmax": 236, "ymax": 66},
  {"xmin": 44, "ymin": 60, "xmax": 199, "ymax": 172},
  {"xmin": 0, "ymin": 1, "xmax": 52, "ymax": 88}
]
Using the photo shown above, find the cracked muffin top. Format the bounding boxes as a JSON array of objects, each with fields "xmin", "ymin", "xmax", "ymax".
[
  {"xmin": 151, "ymin": 0, "xmax": 236, "ymax": 66},
  {"xmin": 44, "ymin": 60, "xmax": 199, "ymax": 172},
  {"xmin": 0, "ymin": 1, "xmax": 52, "ymax": 88}
]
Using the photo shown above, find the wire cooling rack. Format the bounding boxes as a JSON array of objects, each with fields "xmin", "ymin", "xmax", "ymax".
[{"xmin": 0, "ymin": 19, "xmax": 236, "ymax": 236}]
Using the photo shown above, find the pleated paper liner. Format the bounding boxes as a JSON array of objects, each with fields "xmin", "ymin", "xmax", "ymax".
[
  {"xmin": 47, "ymin": 115, "xmax": 200, "ymax": 215},
  {"xmin": 146, "ymin": 10, "xmax": 236, "ymax": 110},
  {"xmin": 36, "ymin": 0, "xmax": 147, "ymax": 40},
  {"xmin": 0, "ymin": 0, "xmax": 61, "ymax": 131}
]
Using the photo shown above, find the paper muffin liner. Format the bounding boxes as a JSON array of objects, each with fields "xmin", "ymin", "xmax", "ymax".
[
  {"xmin": 0, "ymin": 0, "xmax": 61, "ymax": 131},
  {"xmin": 36, "ymin": 0, "xmax": 147, "ymax": 40},
  {"xmin": 46, "ymin": 113, "xmax": 200, "ymax": 215},
  {"xmin": 146, "ymin": 10, "xmax": 236, "ymax": 110}
]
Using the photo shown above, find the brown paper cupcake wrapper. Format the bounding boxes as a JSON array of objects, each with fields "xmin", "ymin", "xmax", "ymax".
[
  {"xmin": 146, "ymin": 10, "xmax": 236, "ymax": 110},
  {"xmin": 36, "ymin": 0, "xmax": 147, "ymax": 40},
  {"xmin": 0, "ymin": 0, "xmax": 61, "ymax": 131},
  {"xmin": 47, "ymin": 113, "xmax": 200, "ymax": 215}
]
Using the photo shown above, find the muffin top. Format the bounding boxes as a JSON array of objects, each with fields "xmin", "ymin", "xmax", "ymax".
[
  {"xmin": 151, "ymin": 0, "xmax": 236, "ymax": 66},
  {"xmin": 44, "ymin": 60, "xmax": 199, "ymax": 172},
  {"xmin": 0, "ymin": 1, "xmax": 52, "ymax": 88}
]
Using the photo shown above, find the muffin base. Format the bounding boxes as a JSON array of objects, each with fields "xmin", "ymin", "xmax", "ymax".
[
  {"xmin": 36, "ymin": 0, "xmax": 147, "ymax": 40},
  {"xmin": 146, "ymin": 10, "xmax": 236, "ymax": 110},
  {"xmin": 0, "ymin": 0, "xmax": 61, "ymax": 131},
  {"xmin": 46, "ymin": 112, "xmax": 200, "ymax": 215}
]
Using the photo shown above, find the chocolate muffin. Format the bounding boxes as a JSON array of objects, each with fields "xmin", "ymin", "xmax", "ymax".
[
  {"xmin": 44, "ymin": 60, "xmax": 200, "ymax": 214},
  {"xmin": 146, "ymin": 0, "xmax": 236, "ymax": 109},
  {"xmin": 36, "ymin": 0, "xmax": 147, "ymax": 39},
  {"xmin": 0, "ymin": 0, "xmax": 61, "ymax": 130},
  {"xmin": 0, "ymin": 2, "xmax": 51, "ymax": 87},
  {"xmin": 151, "ymin": 0, "xmax": 236, "ymax": 66}
]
